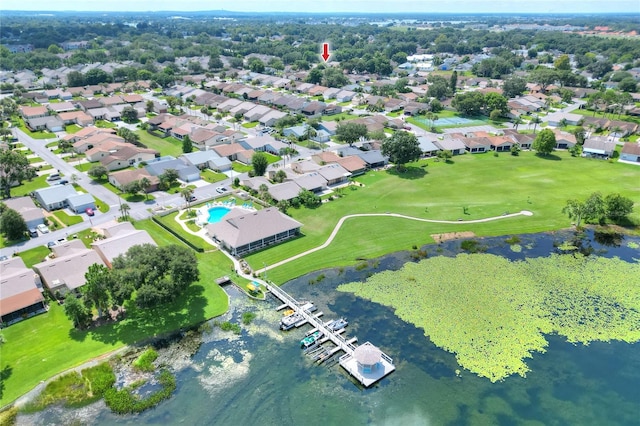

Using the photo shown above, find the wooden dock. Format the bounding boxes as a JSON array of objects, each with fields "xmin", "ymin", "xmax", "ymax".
[{"xmin": 265, "ymin": 282, "xmax": 395, "ymax": 387}]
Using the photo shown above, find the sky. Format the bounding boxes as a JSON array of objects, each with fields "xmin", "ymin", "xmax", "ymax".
[{"xmin": 0, "ymin": 0, "xmax": 638, "ymax": 14}]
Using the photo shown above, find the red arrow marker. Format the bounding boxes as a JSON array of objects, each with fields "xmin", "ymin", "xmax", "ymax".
[{"xmin": 321, "ymin": 43, "xmax": 330, "ymax": 62}]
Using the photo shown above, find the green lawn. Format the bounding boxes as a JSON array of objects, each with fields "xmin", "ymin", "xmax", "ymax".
[
  {"xmin": 94, "ymin": 120, "xmax": 117, "ymax": 129},
  {"xmin": 241, "ymin": 122, "xmax": 259, "ymax": 128},
  {"xmin": 65, "ymin": 124, "xmax": 82, "ymax": 134},
  {"xmin": 246, "ymin": 151, "xmax": 640, "ymax": 284},
  {"xmin": 18, "ymin": 245, "xmax": 51, "ymax": 268},
  {"xmin": 323, "ymin": 113, "xmax": 358, "ymax": 122},
  {"xmin": 16, "ymin": 119, "xmax": 55, "ymax": 139},
  {"xmin": 0, "ymin": 219, "xmax": 231, "ymax": 407},
  {"xmin": 135, "ymin": 130, "xmax": 183, "ymax": 157},
  {"xmin": 232, "ymin": 162, "xmax": 252, "ymax": 173},
  {"xmin": 8, "ymin": 175, "xmax": 49, "ymax": 198},
  {"xmin": 52, "ymin": 210, "xmax": 83, "ymax": 226},
  {"xmin": 200, "ymin": 169, "xmax": 228, "ymax": 184},
  {"xmin": 155, "ymin": 212, "xmax": 214, "ymax": 250}
]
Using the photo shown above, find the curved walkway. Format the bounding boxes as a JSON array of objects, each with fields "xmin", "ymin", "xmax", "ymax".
[{"xmin": 262, "ymin": 210, "xmax": 533, "ymax": 273}]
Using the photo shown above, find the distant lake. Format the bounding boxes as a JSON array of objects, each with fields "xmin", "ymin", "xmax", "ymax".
[{"xmin": 20, "ymin": 230, "xmax": 640, "ymax": 426}]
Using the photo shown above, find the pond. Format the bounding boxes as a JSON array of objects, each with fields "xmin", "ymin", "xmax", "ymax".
[{"xmin": 18, "ymin": 229, "xmax": 640, "ymax": 426}]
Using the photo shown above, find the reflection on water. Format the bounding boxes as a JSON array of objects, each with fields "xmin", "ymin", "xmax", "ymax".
[{"xmin": 19, "ymin": 230, "xmax": 640, "ymax": 426}]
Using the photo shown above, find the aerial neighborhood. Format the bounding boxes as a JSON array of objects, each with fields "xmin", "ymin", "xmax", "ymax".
[{"xmin": 0, "ymin": 8, "xmax": 639, "ymax": 421}]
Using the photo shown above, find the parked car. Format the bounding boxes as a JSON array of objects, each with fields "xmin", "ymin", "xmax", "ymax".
[
  {"xmin": 46, "ymin": 173, "xmax": 61, "ymax": 181},
  {"xmin": 216, "ymin": 186, "xmax": 228, "ymax": 194},
  {"xmin": 85, "ymin": 207, "xmax": 95, "ymax": 216},
  {"xmin": 187, "ymin": 195, "xmax": 197, "ymax": 202},
  {"xmin": 37, "ymin": 224, "xmax": 49, "ymax": 234},
  {"xmin": 29, "ymin": 228, "xmax": 38, "ymax": 237},
  {"xmin": 58, "ymin": 180, "xmax": 69, "ymax": 185}
]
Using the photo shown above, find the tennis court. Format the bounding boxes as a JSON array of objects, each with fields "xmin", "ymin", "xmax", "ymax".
[{"xmin": 413, "ymin": 116, "xmax": 478, "ymax": 127}]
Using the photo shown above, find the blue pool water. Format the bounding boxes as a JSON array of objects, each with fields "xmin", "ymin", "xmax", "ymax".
[{"xmin": 207, "ymin": 206, "xmax": 231, "ymax": 223}]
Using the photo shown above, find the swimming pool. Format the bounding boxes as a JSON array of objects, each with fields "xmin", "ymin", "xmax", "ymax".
[{"xmin": 207, "ymin": 206, "xmax": 231, "ymax": 223}]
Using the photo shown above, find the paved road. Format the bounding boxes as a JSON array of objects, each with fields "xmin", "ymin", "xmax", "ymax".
[{"xmin": 0, "ymin": 128, "xmax": 236, "ymax": 258}]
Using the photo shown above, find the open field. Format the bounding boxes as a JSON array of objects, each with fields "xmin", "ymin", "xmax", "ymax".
[
  {"xmin": 0, "ymin": 219, "xmax": 231, "ymax": 407},
  {"xmin": 245, "ymin": 151, "xmax": 640, "ymax": 283},
  {"xmin": 135, "ymin": 130, "xmax": 183, "ymax": 157}
]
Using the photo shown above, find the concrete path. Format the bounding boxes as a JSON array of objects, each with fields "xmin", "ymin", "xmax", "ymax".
[{"xmin": 261, "ymin": 210, "xmax": 533, "ymax": 273}]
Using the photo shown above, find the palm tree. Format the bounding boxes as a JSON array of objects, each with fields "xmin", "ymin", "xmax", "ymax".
[
  {"xmin": 139, "ymin": 177, "xmax": 151, "ymax": 201},
  {"xmin": 119, "ymin": 203, "xmax": 130, "ymax": 221},
  {"xmin": 559, "ymin": 118, "xmax": 568, "ymax": 129},
  {"xmin": 531, "ymin": 115, "xmax": 542, "ymax": 134},
  {"xmin": 181, "ymin": 187, "xmax": 194, "ymax": 209},
  {"xmin": 303, "ymin": 125, "xmax": 317, "ymax": 141},
  {"xmin": 610, "ymin": 126, "xmax": 623, "ymax": 143},
  {"xmin": 512, "ymin": 115, "xmax": 523, "ymax": 131}
]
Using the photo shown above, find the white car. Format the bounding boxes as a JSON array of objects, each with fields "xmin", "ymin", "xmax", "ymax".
[
  {"xmin": 216, "ymin": 186, "xmax": 228, "ymax": 194},
  {"xmin": 37, "ymin": 224, "xmax": 49, "ymax": 234}
]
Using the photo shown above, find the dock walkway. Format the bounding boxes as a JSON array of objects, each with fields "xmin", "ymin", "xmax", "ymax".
[{"xmin": 265, "ymin": 282, "xmax": 395, "ymax": 387}]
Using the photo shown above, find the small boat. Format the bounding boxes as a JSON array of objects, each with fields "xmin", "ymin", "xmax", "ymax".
[
  {"xmin": 300, "ymin": 331, "xmax": 323, "ymax": 349},
  {"xmin": 280, "ymin": 312, "xmax": 305, "ymax": 330},
  {"xmin": 283, "ymin": 309, "xmax": 295, "ymax": 316},
  {"xmin": 326, "ymin": 318, "xmax": 348, "ymax": 331},
  {"xmin": 299, "ymin": 303, "xmax": 317, "ymax": 313}
]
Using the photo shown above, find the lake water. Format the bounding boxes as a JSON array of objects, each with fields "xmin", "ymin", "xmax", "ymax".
[{"xmin": 19, "ymin": 230, "xmax": 640, "ymax": 426}]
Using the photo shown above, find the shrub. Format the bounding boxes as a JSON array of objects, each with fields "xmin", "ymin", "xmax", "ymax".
[
  {"xmin": 104, "ymin": 369, "xmax": 176, "ymax": 414},
  {"xmin": 133, "ymin": 348, "xmax": 158, "ymax": 373},
  {"xmin": 241, "ymin": 312, "xmax": 256, "ymax": 325},
  {"xmin": 460, "ymin": 239, "xmax": 485, "ymax": 253}
]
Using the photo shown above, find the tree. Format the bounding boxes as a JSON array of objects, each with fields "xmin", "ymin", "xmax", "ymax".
[
  {"xmin": 119, "ymin": 202, "xmax": 130, "ymax": 220},
  {"xmin": 618, "ymin": 77, "xmax": 637, "ymax": 93},
  {"xmin": 122, "ymin": 180, "xmax": 141, "ymax": 197},
  {"xmin": 437, "ymin": 150, "xmax": 453, "ymax": 163},
  {"xmin": 452, "ymin": 91, "xmax": 485, "ymax": 116},
  {"xmin": 139, "ymin": 177, "xmax": 151, "ymax": 200},
  {"xmin": 112, "ymin": 244, "xmax": 199, "ymax": 309},
  {"xmin": 0, "ymin": 207, "xmax": 27, "ymax": 240},
  {"xmin": 159, "ymin": 169, "xmax": 179, "ymax": 189},
  {"xmin": 83, "ymin": 264, "xmax": 112, "ymax": 319},
  {"xmin": 583, "ymin": 192, "xmax": 606, "ymax": 224},
  {"xmin": 554, "ymin": 54, "xmax": 571, "ymax": 71},
  {"xmin": 182, "ymin": 135, "xmax": 193, "ymax": 153},
  {"xmin": 450, "ymin": 70, "xmax": 458, "ymax": 93},
  {"xmin": 512, "ymin": 115, "xmax": 523, "ymax": 131},
  {"xmin": 297, "ymin": 189, "xmax": 321, "ymax": 208},
  {"xmin": 381, "ymin": 131, "xmax": 422, "ymax": 171},
  {"xmin": 273, "ymin": 169, "xmax": 287, "ymax": 183},
  {"xmin": 501, "ymin": 76, "xmax": 527, "ymax": 99},
  {"xmin": 605, "ymin": 193, "xmax": 634, "ymax": 222},
  {"xmin": 510, "ymin": 143, "xmax": 521, "ymax": 156},
  {"xmin": 252, "ymin": 152, "xmax": 269, "ymax": 177},
  {"xmin": 88, "ymin": 164, "xmax": 109, "ymax": 180},
  {"xmin": 306, "ymin": 67, "xmax": 323, "ymax": 84},
  {"xmin": 145, "ymin": 100, "xmax": 155, "ymax": 114},
  {"xmin": 181, "ymin": 187, "xmax": 195, "ymax": 208},
  {"xmin": 63, "ymin": 295, "xmax": 91, "ymax": 329},
  {"xmin": 0, "ymin": 149, "xmax": 35, "ymax": 198},
  {"xmin": 116, "ymin": 127, "xmax": 140, "ymax": 145},
  {"xmin": 335, "ymin": 122, "xmax": 368, "ymax": 146},
  {"xmin": 562, "ymin": 199, "xmax": 586, "ymax": 227},
  {"xmin": 529, "ymin": 68, "xmax": 558, "ymax": 93},
  {"xmin": 303, "ymin": 125, "xmax": 317, "ymax": 141},
  {"xmin": 120, "ymin": 106, "xmax": 138, "ymax": 124},
  {"xmin": 532, "ymin": 129, "xmax": 556, "ymax": 156},
  {"xmin": 530, "ymin": 115, "xmax": 542, "ymax": 134}
]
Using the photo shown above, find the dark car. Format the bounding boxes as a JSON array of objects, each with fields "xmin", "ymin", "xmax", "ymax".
[
  {"xmin": 58, "ymin": 180, "xmax": 69, "ymax": 185},
  {"xmin": 29, "ymin": 228, "xmax": 38, "ymax": 238}
]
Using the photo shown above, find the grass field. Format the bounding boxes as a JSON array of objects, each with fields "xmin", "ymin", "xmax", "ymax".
[
  {"xmin": 52, "ymin": 210, "xmax": 83, "ymax": 226},
  {"xmin": 246, "ymin": 151, "xmax": 640, "ymax": 283},
  {"xmin": 135, "ymin": 130, "xmax": 183, "ymax": 157},
  {"xmin": 0, "ymin": 219, "xmax": 231, "ymax": 407},
  {"xmin": 7, "ymin": 175, "xmax": 49, "ymax": 198}
]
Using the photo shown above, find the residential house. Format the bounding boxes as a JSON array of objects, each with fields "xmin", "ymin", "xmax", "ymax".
[
  {"xmin": 145, "ymin": 156, "xmax": 201, "ymax": 182},
  {"xmin": 109, "ymin": 168, "xmax": 160, "ymax": 192},
  {"xmin": 619, "ymin": 143, "xmax": 640, "ymax": 164},
  {"xmin": 489, "ymin": 135, "xmax": 514, "ymax": 152},
  {"xmin": 66, "ymin": 193, "xmax": 96, "ymax": 214},
  {"xmin": 462, "ymin": 137, "xmax": 491, "ymax": 153},
  {"xmin": 293, "ymin": 172, "xmax": 328, "ymax": 192},
  {"xmin": 335, "ymin": 90, "xmax": 356, "ymax": 102},
  {"xmin": 337, "ymin": 147, "xmax": 389, "ymax": 168},
  {"xmin": 180, "ymin": 150, "xmax": 232, "ymax": 172},
  {"xmin": 268, "ymin": 181, "xmax": 303, "ymax": 202},
  {"xmin": 434, "ymin": 138, "xmax": 466, "ymax": 155},
  {"xmin": 258, "ymin": 110, "xmax": 287, "ymax": 127},
  {"xmin": 552, "ymin": 130, "xmax": 577, "ymax": 149},
  {"xmin": 206, "ymin": 207, "xmax": 302, "ymax": 257},
  {"xmin": 416, "ymin": 135, "xmax": 440, "ymax": 157},
  {"xmin": 241, "ymin": 176, "xmax": 272, "ymax": 192},
  {"xmin": 546, "ymin": 112, "xmax": 583, "ymax": 127},
  {"xmin": 317, "ymin": 163, "xmax": 351, "ymax": 186},
  {"xmin": 244, "ymin": 105, "xmax": 272, "ymax": 122},
  {"xmin": 58, "ymin": 110, "xmax": 93, "ymax": 127},
  {"xmin": 32, "ymin": 185, "xmax": 78, "ymax": 211},
  {"xmin": 99, "ymin": 145, "xmax": 158, "ymax": 172},
  {"xmin": 26, "ymin": 116, "xmax": 64, "ymax": 132},
  {"xmin": 19, "ymin": 105, "xmax": 48, "ymax": 120},
  {"xmin": 291, "ymin": 159, "xmax": 321, "ymax": 174},
  {"xmin": 217, "ymin": 98, "xmax": 243, "ymax": 113},
  {"xmin": 0, "ymin": 257, "xmax": 46, "ymax": 326},
  {"xmin": 2, "ymin": 197, "xmax": 44, "ymax": 229},
  {"xmin": 302, "ymin": 101, "xmax": 327, "ymax": 117},
  {"xmin": 582, "ymin": 137, "xmax": 617, "ymax": 159},
  {"xmin": 212, "ymin": 143, "xmax": 247, "ymax": 161},
  {"xmin": 47, "ymin": 101, "xmax": 76, "ymax": 114},
  {"xmin": 236, "ymin": 149, "xmax": 255, "ymax": 165},
  {"xmin": 92, "ymin": 222, "xmax": 157, "ymax": 267},
  {"xmin": 33, "ymin": 240, "xmax": 105, "ymax": 295}
]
